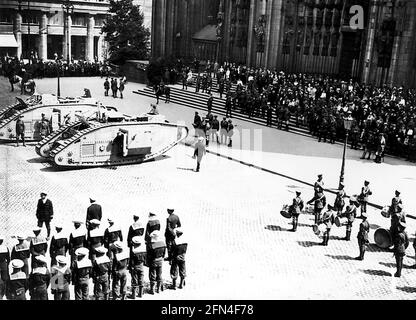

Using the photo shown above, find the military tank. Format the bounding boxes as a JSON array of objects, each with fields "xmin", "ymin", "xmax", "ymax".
[
  {"xmin": 44, "ymin": 114, "xmax": 189, "ymax": 167},
  {"xmin": 0, "ymin": 93, "xmax": 117, "ymax": 142}
]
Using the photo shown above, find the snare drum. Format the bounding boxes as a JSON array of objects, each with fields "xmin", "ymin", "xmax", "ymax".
[
  {"xmin": 280, "ymin": 205, "xmax": 292, "ymax": 219},
  {"xmin": 313, "ymin": 223, "xmax": 327, "ymax": 237},
  {"xmin": 335, "ymin": 216, "xmax": 348, "ymax": 227},
  {"xmin": 374, "ymin": 228, "xmax": 392, "ymax": 249},
  {"xmin": 304, "ymin": 204, "xmax": 314, "ymax": 214},
  {"xmin": 381, "ymin": 206, "xmax": 391, "ymax": 218}
]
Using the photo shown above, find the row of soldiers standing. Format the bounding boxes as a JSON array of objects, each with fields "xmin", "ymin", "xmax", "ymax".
[
  {"xmin": 0, "ymin": 205, "xmax": 186, "ymax": 300},
  {"xmin": 286, "ymin": 175, "xmax": 411, "ymax": 277}
]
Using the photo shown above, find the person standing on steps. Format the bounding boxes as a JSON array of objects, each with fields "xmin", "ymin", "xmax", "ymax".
[{"xmin": 207, "ymin": 94, "xmax": 213, "ymax": 114}]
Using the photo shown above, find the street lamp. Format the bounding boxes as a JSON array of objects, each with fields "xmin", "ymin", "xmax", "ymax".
[
  {"xmin": 339, "ymin": 114, "xmax": 354, "ymax": 189},
  {"xmin": 62, "ymin": 0, "xmax": 74, "ymax": 63}
]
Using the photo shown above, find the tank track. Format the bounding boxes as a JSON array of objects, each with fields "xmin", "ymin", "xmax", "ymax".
[{"xmin": 35, "ymin": 121, "xmax": 79, "ymax": 157}]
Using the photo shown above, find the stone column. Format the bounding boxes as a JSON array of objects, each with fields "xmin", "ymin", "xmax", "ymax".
[
  {"xmin": 246, "ymin": 0, "xmax": 256, "ymax": 67},
  {"xmin": 63, "ymin": 13, "xmax": 72, "ymax": 61},
  {"xmin": 362, "ymin": 0, "xmax": 379, "ymax": 84},
  {"xmin": 86, "ymin": 15, "xmax": 95, "ymax": 62},
  {"xmin": 14, "ymin": 12, "xmax": 23, "ymax": 58},
  {"xmin": 39, "ymin": 12, "xmax": 48, "ymax": 60}
]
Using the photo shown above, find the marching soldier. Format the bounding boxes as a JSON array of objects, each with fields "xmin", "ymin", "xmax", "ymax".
[
  {"xmin": 92, "ymin": 246, "xmax": 111, "ymax": 300},
  {"xmin": 307, "ymin": 187, "xmax": 326, "ymax": 224},
  {"xmin": 165, "ymin": 208, "xmax": 181, "ymax": 261},
  {"xmin": 72, "ymin": 247, "xmax": 92, "ymax": 300},
  {"xmin": 49, "ymin": 224, "xmax": 69, "ymax": 267},
  {"xmin": 28, "ymin": 255, "xmax": 50, "ymax": 300},
  {"xmin": 11, "ymin": 235, "xmax": 30, "ymax": 277},
  {"xmin": 51, "ymin": 256, "xmax": 71, "ymax": 300},
  {"xmin": 129, "ymin": 236, "xmax": 146, "ymax": 299},
  {"xmin": 147, "ymin": 231, "xmax": 166, "ymax": 294},
  {"xmin": 333, "ymin": 183, "xmax": 346, "ymax": 215},
  {"xmin": 170, "ymin": 228, "xmax": 187, "ymax": 290},
  {"xmin": 145, "ymin": 212, "xmax": 161, "ymax": 244},
  {"xmin": 320, "ymin": 205, "xmax": 336, "ymax": 246},
  {"xmin": 30, "ymin": 227, "xmax": 48, "ymax": 269},
  {"xmin": 87, "ymin": 219, "xmax": 105, "ymax": 262},
  {"xmin": 6, "ymin": 260, "xmax": 28, "ymax": 300},
  {"xmin": 69, "ymin": 220, "xmax": 87, "ymax": 265},
  {"xmin": 358, "ymin": 180, "xmax": 372, "ymax": 217},
  {"xmin": 86, "ymin": 197, "xmax": 102, "ymax": 230},
  {"xmin": 111, "ymin": 241, "xmax": 129, "ymax": 300},
  {"xmin": 289, "ymin": 191, "xmax": 304, "ymax": 232},
  {"xmin": 343, "ymin": 201, "xmax": 357, "ymax": 241},
  {"xmin": 392, "ymin": 221, "xmax": 409, "ymax": 277},
  {"xmin": 355, "ymin": 212, "xmax": 370, "ymax": 260},
  {"xmin": 127, "ymin": 214, "xmax": 145, "ymax": 248},
  {"xmin": 390, "ymin": 190, "xmax": 402, "ymax": 215},
  {"xmin": 314, "ymin": 174, "xmax": 324, "ymax": 196},
  {"xmin": 0, "ymin": 236, "xmax": 10, "ymax": 300},
  {"xmin": 390, "ymin": 203, "xmax": 406, "ymax": 237}
]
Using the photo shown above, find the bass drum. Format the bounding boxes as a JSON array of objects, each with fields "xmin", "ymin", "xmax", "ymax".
[
  {"xmin": 374, "ymin": 228, "xmax": 392, "ymax": 249},
  {"xmin": 280, "ymin": 205, "xmax": 292, "ymax": 219}
]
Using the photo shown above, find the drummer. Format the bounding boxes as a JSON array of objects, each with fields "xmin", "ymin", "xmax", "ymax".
[
  {"xmin": 307, "ymin": 187, "xmax": 326, "ymax": 225},
  {"xmin": 390, "ymin": 203, "xmax": 406, "ymax": 238},
  {"xmin": 320, "ymin": 205, "xmax": 336, "ymax": 246},
  {"xmin": 389, "ymin": 190, "xmax": 402, "ymax": 215},
  {"xmin": 333, "ymin": 183, "xmax": 346, "ymax": 215},
  {"xmin": 289, "ymin": 191, "xmax": 304, "ymax": 232},
  {"xmin": 343, "ymin": 200, "xmax": 357, "ymax": 241}
]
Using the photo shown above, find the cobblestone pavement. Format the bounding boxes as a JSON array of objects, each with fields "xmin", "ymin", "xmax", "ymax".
[{"xmin": 1, "ymin": 76, "xmax": 416, "ymax": 300}]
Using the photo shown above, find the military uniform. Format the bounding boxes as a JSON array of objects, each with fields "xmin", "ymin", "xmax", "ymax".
[
  {"xmin": 28, "ymin": 256, "xmax": 50, "ymax": 300},
  {"xmin": 170, "ymin": 230, "xmax": 187, "ymax": 290},
  {"xmin": 129, "ymin": 237, "xmax": 146, "ymax": 298},
  {"xmin": 11, "ymin": 238, "xmax": 30, "ymax": 277},
  {"xmin": 15, "ymin": 118, "xmax": 26, "ymax": 147},
  {"xmin": 358, "ymin": 182, "xmax": 372, "ymax": 215},
  {"xmin": 69, "ymin": 223, "xmax": 87, "ymax": 265},
  {"xmin": 88, "ymin": 222, "xmax": 105, "ymax": 262},
  {"xmin": 320, "ymin": 207, "xmax": 336, "ymax": 246},
  {"xmin": 333, "ymin": 187, "xmax": 346, "ymax": 215},
  {"xmin": 289, "ymin": 193, "xmax": 304, "ymax": 232},
  {"xmin": 356, "ymin": 213, "xmax": 370, "ymax": 260},
  {"xmin": 72, "ymin": 248, "xmax": 92, "ymax": 300},
  {"xmin": 30, "ymin": 231, "xmax": 48, "ymax": 268},
  {"xmin": 147, "ymin": 231, "xmax": 166, "ymax": 294},
  {"xmin": 92, "ymin": 247, "xmax": 111, "ymax": 300},
  {"xmin": 165, "ymin": 209, "xmax": 181, "ymax": 260},
  {"xmin": 6, "ymin": 260, "xmax": 28, "ymax": 300},
  {"xmin": 307, "ymin": 191, "xmax": 326, "ymax": 224},
  {"xmin": 111, "ymin": 243, "xmax": 129, "ymax": 300},
  {"xmin": 145, "ymin": 214, "xmax": 161, "ymax": 244},
  {"xmin": 392, "ymin": 223, "xmax": 409, "ymax": 277},
  {"xmin": 0, "ymin": 238, "xmax": 10, "ymax": 300},
  {"xmin": 343, "ymin": 204, "xmax": 356, "ymax": 241},
  {"xmin": 49, "ymin": 228, "xmax": 68, "ymax": 267},
  {"xmin": 127, "ymin": 218, "xmax": 145, "ymax": 248},
  {"xmin": 51, "ymin": 256, "xmax": 71, "ymax": 300}
]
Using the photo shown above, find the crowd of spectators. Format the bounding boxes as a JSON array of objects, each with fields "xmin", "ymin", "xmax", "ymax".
[{"xmin": 158, "ymin": 58, "xmax": 416, "ymax": 163}]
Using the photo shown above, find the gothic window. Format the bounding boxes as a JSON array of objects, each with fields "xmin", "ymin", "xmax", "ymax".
[
  {"xmin": 330, "ymin": 31, "xmax": 340, "ymax": 57},
  {"xmin": 313, "ymin": 30, "xmax": 321, "ymax": 56}
]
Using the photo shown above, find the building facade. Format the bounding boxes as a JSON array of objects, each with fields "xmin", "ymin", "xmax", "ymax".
[
  {"xmin": 151, "ymin": 0, "xmax": 416, "ymax": 88},
  {"xmin": 0, "ymin": 0, "xmax": 110, "ymax": 61}
]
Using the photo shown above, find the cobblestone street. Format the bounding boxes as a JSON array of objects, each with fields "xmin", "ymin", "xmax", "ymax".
[{"xmin": 1, "ymin": 77, "xmax": 416, "ymax": 299}]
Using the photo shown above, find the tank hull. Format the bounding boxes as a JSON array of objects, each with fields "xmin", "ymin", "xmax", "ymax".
[{"xmin": 48, "ymin": 121, "xmax": 189, "ymax": 167}]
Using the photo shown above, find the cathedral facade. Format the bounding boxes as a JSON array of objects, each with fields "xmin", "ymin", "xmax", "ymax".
[{"xmin": 151, "ymin": 0, "xmax": 416, "ymax": 88}]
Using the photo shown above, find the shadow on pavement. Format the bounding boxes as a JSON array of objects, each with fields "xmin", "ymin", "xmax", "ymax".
[
  {"xmin": 379, "ymin": 261, "xmax": 414, "ymax": 270},
  {"xmin": 265, "ymin": 225, "xmax": 287, "ymax": 232},
  {"xmin": 297, "ymin": 240, "xmax": 322, "ymax": 247},
  {"xmin": 27, "ymin": 157, "xmax": 49, "ymax": 164},
  {"xmin": 176, "ymin": 167, "xmax": 195, "ymax": 172},
  {"xmin": 329, "ymin": 236, "xmax": 346, "ymax": 241},
  {"xmin": 396, "ymin": 286, "xmax": 416, "ymax": 294},
  {"xmin": 366, "ymin": 243, "xmax": 387, "ymax": 253},
  {"xmin": 325, "ymin": 254, "xmax": 356, "ymax": 261},
  {"xmin": 361, "ymin": 269, "xmax": 392, "ymax": 277},
  {"xmin": 297, "ymin": 223, "xmax": 314, "ymax": 228}
]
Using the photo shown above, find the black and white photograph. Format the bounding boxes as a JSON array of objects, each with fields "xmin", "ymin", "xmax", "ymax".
[{"xmin": 0, "ymin": 0, "xmax": 416, "ymax": 308}]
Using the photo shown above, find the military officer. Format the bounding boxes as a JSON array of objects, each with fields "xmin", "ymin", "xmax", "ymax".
[
  {"xmin": 69, "ymin": 220, "xmax": 87, "ymax": 265},
  {"xmin": 51, "ymin": 255, "xmax": 71, "ymax": 300},
  {"xmin": 86, "ymin": 197, "xmax": 102, "ymax": 230},
  {"xmin": 11, "ymin": 235, "xmax": 30, "ymax": 277},
  {"xmin": 28, "ymin": 255, "xmax": 50, "ymax": 300},
  {"xmin": 356, "ymin": 212, "xmax": 370, "ymax": 260},
  {"xmin": 147, "ymin": 231, "xmax": 166, "ymax": 294},
  {"xmin": 72, "ymin": 247, "xmax": 92, "ymax": 300},
  {"xmin": 129, "ymin": 236, "xmax": 146, "ymax": 299},
  {"xmin": 358, "ymin": 180, "xmax": 372, "ymax": 217},
  {"xmin": 307, "ymin": 187, "xmax": 326, "ymax": 224},
  {"xmin": 0, "ymin": 236, "xmax": 10, "ymax": 300},
  {"xmin": 333, "ymin": 183, "xmax": 346, "ymax": 215},
  {"xmin": 87, "ymin": 219, "xmax": 105, "ymax": 262},
  {"xmin": 6, "ymin": 259, "xmax": 28, "ymax": 300},
  {"xmin": 392, "ymin": 221, "xmax": 409, "ymax": 277},
  {"xmin": 111, "ymin": 241, "xmax": 129, "ymax": 300},
  {"xmin": 127, "ymin": 214, "xmax": 145, "ymax": 249},
  {"xmin": 36, "ymin": 192, "xmax": 54, "ymax": 238},
  {"xmin": 343, "ymin": 201, "xmax": 357, "ymax": 241},
  {"xmin": 314, "ymin": 174, "xmax": 324, "ymax": 196},
  {"xmin": 30, "ymin": 227, "xmax": 48, "ymax": 269},
  {"xmin": 289, "ymin": 191, "xmax": 304, "ymax": 232},
  {"xmin": 49, "ymin": 223, "xmax": 69, "ymax": 267},
  {"xmin": 170, "ymin": 228, "xmax": 187, "ymax": 290},
  {"xmin": 145, "ymin": 212, "xmax": 161, "ymax": 244},
  {"xmin": 320, "ymin": 205, "xmax": 336, "ymax": 246},
  {"xmin": 92, "ymin": 246, "xmax": 111, "ymax": 300},
  {"xmin": 165, "ymin": 208, "xmax": 181, "ymax": 261}
]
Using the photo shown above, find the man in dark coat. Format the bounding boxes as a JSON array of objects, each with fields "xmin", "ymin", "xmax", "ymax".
[
  {"xmin": 355, "ymin": 211, "xmax": 370, "ymax": 260},
  {"xmin": 0, "ymin": 236, "xmax": 10, "ymax": 300},
  {"xmin": 15, "ymin": 116, "xmax": 26, "ymax": 147},
  {"xmin": 164, "ymin": 208, "xmax": 182, "ymax": 261},
  {"xmin": 145, "ymin": 212, "xmax": 161, "ymax": 244},
  {"xmin": 36, "ymin": 193, "xmax": 53, "ymax": 238},
  {"xmin": 289, "ymin": 191, "xmax": 304, "ymax": 232},
  {"xmin": 392, "ymin": 221, "xmax": 409, "ymax": 277},
  {"xmin": 86, "ymin": 197, "xmax": 102, "ymax": 230}
]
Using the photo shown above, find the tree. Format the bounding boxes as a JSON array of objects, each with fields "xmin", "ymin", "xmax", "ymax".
[{"xmin": 102, "ymin": 0, "xmax": 150, "ymax": 65}]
